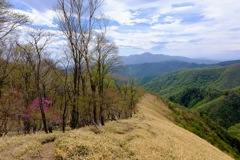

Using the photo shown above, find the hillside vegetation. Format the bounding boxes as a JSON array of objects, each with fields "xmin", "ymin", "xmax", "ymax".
[
  {"xmin": 144, "ymin": 64, "xmax": 240, "ymax": 96},
  {"xmin": 0, "ymin": 94, "xmax": 235, "ymax": 160},
  {"xmin": 0, "ymin": 0, "xmax": 142, "ymax": 136},
  {"xmin": 143, "ymin": 63, "xmax": 240, "ymax": 144},
  {"xmin": 179, "ymin": 87, "xmax": 240, "ymax": 140}
]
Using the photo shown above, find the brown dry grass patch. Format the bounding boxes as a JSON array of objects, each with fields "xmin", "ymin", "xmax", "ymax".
[{"xmin": 0, "ymin": 93, "xmax": 234, "ymax": 160}]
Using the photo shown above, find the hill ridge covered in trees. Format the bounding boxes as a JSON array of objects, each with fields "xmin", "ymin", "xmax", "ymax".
[{"xmin": 143, "ymin": 63, "xmax": 240, "ymax": 95}]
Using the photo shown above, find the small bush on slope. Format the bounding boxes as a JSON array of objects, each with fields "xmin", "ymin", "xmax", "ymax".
[{"xmin": 228, "ymin": 123, "xmax": 240, "ymax": 141}]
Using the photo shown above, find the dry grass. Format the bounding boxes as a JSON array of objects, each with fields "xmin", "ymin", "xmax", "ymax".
[
  {"xmin": 0, "ymin": 93, "xmax": 234, "ymax": 160},
  {"xmin": 0, "ymin": 132, "xmax": 61, "ymax": 160}
]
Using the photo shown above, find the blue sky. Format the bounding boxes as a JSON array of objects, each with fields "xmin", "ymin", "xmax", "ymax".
[{"xmin": 8, "ymin": 0, "xmax": 240, "ymax": 60}]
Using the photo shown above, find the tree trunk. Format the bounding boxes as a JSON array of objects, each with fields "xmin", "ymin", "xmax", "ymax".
[
  {"xmin": 91, "ymin": 84, "xmax": 98, "ymax": 125},
  {"xmin": 62, "ymin": 92, "xmax": 68, "ymax": 132},
  {"xmin": 39, "ymin": 96, "xmax": 48, "ymax": 133},
  {"xmin": 62, "ymin": 116, "xmax": 66, "ymax": 133},
  {"xmin": 36, "ymin": 76, "xmax": 48, "ymax": 133},
  {"xmin": 100, "ymin": 106, "xmax": 105, "ymax": 126},
  {"xmin": 70, "ymin": 107, "xmax": 79, "ymax": 129},
  {"xmin": 0, "ymin": 79, "xmax": 3, "ymax": 98}
]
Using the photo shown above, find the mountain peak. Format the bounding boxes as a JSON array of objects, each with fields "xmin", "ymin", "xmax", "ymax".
[{"xmin": 142, "ymin": 52, "xmax": 153, "ymax": 55}]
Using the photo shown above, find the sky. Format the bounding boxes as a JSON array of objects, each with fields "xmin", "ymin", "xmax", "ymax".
[{"xmin": 8, "ymin": 0, "xmax": 240, "ymax": 60}]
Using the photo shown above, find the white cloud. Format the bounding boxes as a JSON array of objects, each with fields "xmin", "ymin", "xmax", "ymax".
[
  {"xmin": 163, "ymin": 16, "xmax": 182, "ymax": 24},
  {"xmin": 102, "ymin": 0, "xmax": 240, "ymax": 59},
  {"xmin": 12, "ymin": 8, "xmax": 57, "ymax": 28},
  {"xmin": 9, "ymin": 0, "xmax": 240, "ymax": 59}
]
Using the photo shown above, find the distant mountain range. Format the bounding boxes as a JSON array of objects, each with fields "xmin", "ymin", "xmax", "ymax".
[
  {"xmin": 119, "ymin": 61, "xmax": 207, "ymax": 77},
  {"xmin": 121, "ymin": 52, "xmax": 218, "ymax": 65},
  {"xmin": 119, "ymin": 53, "xmax": 240, "ymax": 78}
]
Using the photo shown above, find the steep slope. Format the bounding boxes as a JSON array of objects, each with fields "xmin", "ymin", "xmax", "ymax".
[{"xmin": 136, "ymin": 94, "xmax": 234, "ymax": 160}]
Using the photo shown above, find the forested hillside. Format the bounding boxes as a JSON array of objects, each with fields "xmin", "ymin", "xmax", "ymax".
[
  {"xmin": 144, "ymin": 64, "xmax": 240, "ymax": 96},
  {"xmin": 143, "ymin": 63, "xmax": 240, "ymax": 142}
]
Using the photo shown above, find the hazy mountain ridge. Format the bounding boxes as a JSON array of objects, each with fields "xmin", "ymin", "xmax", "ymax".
[
  {"xmin": 121, "ymin": 52, "xmax": 218, "ymax": 65},
  {"xmin": 119, "ymin": 53, "xmax": 240, "ymax": 78},
  {"xmin": 119, "ymin": 61, "xmax": 207, "ymax": 78},
  {"xmin": 217, "ymin": 59, "xmax": 240, "ymax": 66}
]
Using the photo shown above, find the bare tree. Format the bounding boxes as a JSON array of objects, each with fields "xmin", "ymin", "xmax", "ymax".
[
  {"xmin": 60, "ymin": 58, "xmax": 71, "ymax": 133},
  {"xmin": 53, "ymin": 50, "xmax": 72, "ymax": 133},
  {"xmin": 114, "ymin": 77, "xmax": 140, "ymax": 118},
  {"xmin": 55, "ymin": 0, "xmax": 105, "ymax": 127},
  {"xmin": 93, "ymin": 32, "xmax": 121, "ymax": 125},
  {"xmin": 0, "ymin": 88, "xmax": 23, "ymax": 136},
  {"xmin": 0, "ymin": 43, "xmax": 14, "ymax": 97},
  {"xmin": 0, "ymin": 0, "xmax": 28, "ymax": 97},
  {"xmin": 13, "ymin": 45, "xmax": 35, "ymax": 134},
  {"xmin": 17, "ymin": 28, "xmax": 53, "ymax": 133},
  {"xmin": 0, "ymin": 0, "xmax": 28, "ymax": 40},
  {"xmin": 56, "ymin": 0, "xmax": 84, "ymax": 128}
]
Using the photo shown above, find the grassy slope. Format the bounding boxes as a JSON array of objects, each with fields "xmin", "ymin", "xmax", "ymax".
[{"xmin": 0, "ymin": 94, "xmax": 234, "ymax": 160}]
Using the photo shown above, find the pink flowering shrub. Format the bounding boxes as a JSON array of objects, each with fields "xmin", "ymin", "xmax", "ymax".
[
  {"xmin": 22, "ymin": 97, "xmax": 61, "ymax": 125},
  {"xmin": 29, "ymin": 97, "xmax": 53, "ymax": 112},
  {"xmin": 22, "ymin": 113, "xmax": 32, "ymax": 119},
  {"xmin": 54, "ymin": 115, "xmax": 61, "ymax": 124},
  {"xmin": 22, "ymin": 97, "xmax": 52, "ymax": 118}
]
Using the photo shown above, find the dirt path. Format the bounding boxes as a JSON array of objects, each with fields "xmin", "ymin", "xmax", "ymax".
[
  {"xmin": 30, "ymin": 142, "xmax": 55, "ymax": 160},
  {"xmin": 40, "ymin": 142, "xmax": 55, "ymax": 160}
]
